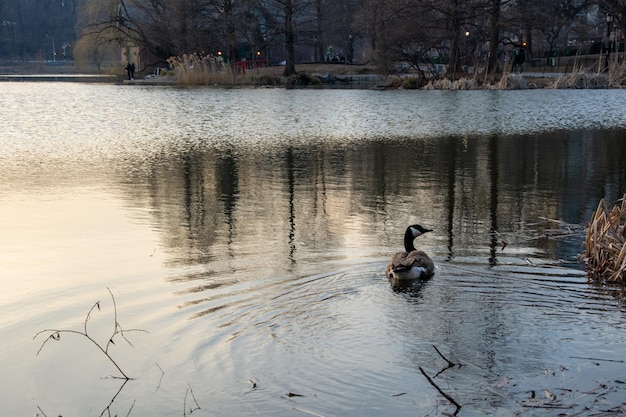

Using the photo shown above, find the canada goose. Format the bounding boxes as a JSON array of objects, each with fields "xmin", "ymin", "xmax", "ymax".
[{"xmin": 386, "ymin": 224, "xmax": 434, "ymax": 281}]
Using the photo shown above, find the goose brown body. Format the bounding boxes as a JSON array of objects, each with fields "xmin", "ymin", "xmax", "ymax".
[{"xmin": 386, "ymin": 225, "xmax": 435, "ymax": 281}]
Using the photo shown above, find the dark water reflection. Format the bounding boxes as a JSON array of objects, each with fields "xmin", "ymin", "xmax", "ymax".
[
  {"xmin": 2, "ymin": 85, "xmax": 626, "ymax": 416},
  {"xmin": 144, "ymin": 129, "xmax": 626, "ymax": 274}
]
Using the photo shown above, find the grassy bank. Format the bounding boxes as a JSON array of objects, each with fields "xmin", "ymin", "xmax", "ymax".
[{"xmin": 166, "ymin": 52, "xmax": 626, "ymax": 90}]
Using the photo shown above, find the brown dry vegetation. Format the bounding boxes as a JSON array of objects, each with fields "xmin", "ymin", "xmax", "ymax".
[
  {"xmin": 585, "ymin": 195, "xmax": 626, "ymax": 283},
  {"xmin": 166, "ymin": 54, "xmax": 379, "ymax": 86}
]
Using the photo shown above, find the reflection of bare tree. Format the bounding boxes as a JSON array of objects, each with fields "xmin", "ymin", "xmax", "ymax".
[
  {"xmin": 445, "ymin": 137, "xmax": 458, "ymax": 261},
  {"xmin": 488, "ymin": 135, "xmax": 499, "ymax": 266},
  {"xmin": 286, "ymin": 147, "xmax": 297, "ymax": 266},
  {"xmin": 217, "ymin": 150, "xmax": 239, "ymax": 259},
  {"xmin": 108, "ymin": 130, "xmax": 626, "ymax": 288}
]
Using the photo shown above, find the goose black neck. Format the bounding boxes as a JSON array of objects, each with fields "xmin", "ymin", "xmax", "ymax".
[{"xmin": 403, "ymin": 228, "xmax": 416, "ymax": 252}]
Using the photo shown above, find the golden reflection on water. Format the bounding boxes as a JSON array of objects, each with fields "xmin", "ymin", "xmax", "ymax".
[{"xmin": 0, "ymin": 187, "xmax": 162, "ymax": 295}]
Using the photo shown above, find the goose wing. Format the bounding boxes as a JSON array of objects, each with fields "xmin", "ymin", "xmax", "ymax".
[{"xmin": 387, "ymin": 250, "xmax": 434, "ymax": 278}]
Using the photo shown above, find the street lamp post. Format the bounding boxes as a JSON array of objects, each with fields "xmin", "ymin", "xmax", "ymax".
[
  {"xmin": 605, "ymin": 12, "xmax": 614, "ymax": 71},
  {"xmin": 465, "ymin": 31, "xmax": 470, "ymax": 72}
]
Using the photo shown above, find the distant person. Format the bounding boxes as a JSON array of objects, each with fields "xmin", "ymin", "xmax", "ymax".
[
  {"xmin": 130, "ymin": 62, "xmax": 135, "ymax": 79},
  {"xmin": 125, "ymin": 62, "xmax": 132, "ymax": 80},
  {"xmin": 512, "ymin": 46, "xmax": 525, "ymax": 74}
]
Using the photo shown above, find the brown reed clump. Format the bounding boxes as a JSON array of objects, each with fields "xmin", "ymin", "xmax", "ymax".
[
  {"xmin": 608, "ymin": 62, "xmax": 626, "ymax": 88},
  {"xmin": 493, "ymin": 73, "xmax": 529, "ymax": 90},
  {"xmin": 551, "ymin": 68, "xmax": 608, "ymax": 89},
  {"xmin": 167, "ymin": 53, "xmax": 243, "ymax": 85},
  {"xmin": 585, "ymin": 195, "xmax": 626, "ymax": 282},
  {"xmin": 422, "ymin": 77, "xmax": 480, "ymax": 90}
]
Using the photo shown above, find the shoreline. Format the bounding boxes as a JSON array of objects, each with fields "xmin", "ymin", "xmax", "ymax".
[
  {"xmin": 0, "ymin": 61, "xmax": 618, "ymax": 90},
  {"xmin": 0, "ymin": 73, "xmax": 117, "ymax": 82}
]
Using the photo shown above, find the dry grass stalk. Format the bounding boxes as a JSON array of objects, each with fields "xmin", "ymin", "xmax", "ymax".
[
  {"xmin": 168, "ymin": 53, "xmax": 244, "ymax": 86},
  {"xmin": 423, "ymin": 77, "xmax": 480, "ymax": 90},
  {"xmin": 608, "ymin": 62, "xmax": 626, "ymax": 88},
  {"xmin": 423, "ymin": 75, "xmax": 532, "ymax": 91},
  {"xmin": 423, "ymin": 78, "xmax": 453, "ymax": 90},
  {"xmin": 585, "ymin": 195, "xmax": 626, "ymax": 282},
  {"xmin": 492, "ymin": 74, "xmax": 529, "ymax": 90},
  {"xmin": 552, "ymin": 68, "xmax": 608, "ymax": 89}
]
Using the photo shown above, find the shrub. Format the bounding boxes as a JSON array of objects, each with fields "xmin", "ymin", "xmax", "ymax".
[
  {"xmin": 402, "ymin": 76, "xmax": 422, "ymax": 89},
  {"xmin": 287, "ymin": 72, "xmax": 321, "ymax": 86},
  {"xmin": 386, "ymin": 77, "xmax": 404, "ymax": 89},
  {"xmin": 254, "ymin": 74, "xmax": 282, "ymax": 86}
]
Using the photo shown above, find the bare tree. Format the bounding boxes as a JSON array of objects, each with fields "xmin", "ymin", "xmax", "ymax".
[
  {"xmin": 508, "ymin": 0, "xmax": 592, "ymax": 65},
  {"xmin": 485, "ymin": 0, "xmax": 503, "ymax": 75},
  {"xmin": 311, "ymin": 0, "xmax": 326, "ymax": 61},
  {"xmin": 321, "ymin": 0, "xmax": 359, "ymax": 62},
  {"xmin": 123, "ymin": 0, "xmax": 214, "ymax": 57},
  {"xmin": 205, "ymin": 0, "xmax": 261, "ymax": 66},
  {"xmin": 0, "ymin": 0, "xmax": 607, "ymax": 76},
  {"xmin": 356, "ymin": 0, "xmax": 484, "ymax": 77},
  {"xmin": 77, "ymin": 0, "xmax": 258, "ymax": 69},
  {"xmin": 258, "ymin": 0, "xmax": 314, "ymax": 76},
  {"xmin": 354, "ymin": 0, "xmax": 414, "ymax": 73}
]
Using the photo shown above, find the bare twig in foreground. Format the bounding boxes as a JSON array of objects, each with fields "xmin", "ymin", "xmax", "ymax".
[
  {"xmin": 33, "ymin": 288, "xmax": 146, "ymax": 380},
  {"xmin": 183, "ymin": 384, "xmax": 201, "ymax": 416},
  {"xmin": 432, "ymin": 345, "xmax": 456, "ymax": 368},
  {"xmin": 154, "ymin": 363, "xmax": 165, "ymax": 391},
  {"xmin": 419, "ymin": 366, "xmax": 461, "ymax": 415}
]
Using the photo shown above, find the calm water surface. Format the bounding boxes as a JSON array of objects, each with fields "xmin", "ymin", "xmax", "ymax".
[{"xmin": 2, "ymin": 83, "xmax": 626, "ymax": 416}]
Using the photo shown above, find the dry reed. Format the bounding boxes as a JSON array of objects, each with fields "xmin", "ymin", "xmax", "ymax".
[
  {"xmin": 585, "ymin": 195, "xmax": 626, "ymax": 282},
  {"xmin": 492, "ymin": 73, "xmax": 529, "ymax": 90},
  {"xmin": 608, "ymin": 63, "xmax": 626, "ymax": 88},
  {"xmin": 168, "ymin": 53, "xmax": 243, "ymax": 85},
  {"xmin": 422, "ymin": 75, "xmax": 532, "ymax": 90},
  {"xmin": 551, "ymin": 68, "xmax": 608, "ymax": 89},
  {"xmin": 423, "ymin": 77, "xmax": 480, "ymax": 90}
]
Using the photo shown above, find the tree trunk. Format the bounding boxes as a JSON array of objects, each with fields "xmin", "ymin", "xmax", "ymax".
[
  {"xmin": 313, "ymin": 0, "xmax": 324, "ymax": 62},
  {"xmin": 283, "ymin": 0, "xmax": 297, "ymax": 76},
  {"xmin": 448, "ymin": 26, "xmax": 461, "ymax": 77},
  {"xmin": 225, "ymin": 0, "xmax": 238, "ymax": 73},
  {"xmin": 446, "ymin": 1, "xmax": 462, "ymax": 78},
  {"xmin": 486, "ymin": 0, "xmax": 501, "ymax": 75}
]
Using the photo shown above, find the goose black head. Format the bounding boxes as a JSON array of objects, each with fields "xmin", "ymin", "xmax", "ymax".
[
  {"xmin": 403, "ymin": 224, "xmax": 432, "ymax": 252},
  {"xmin": 407, "ymin": 224, "xmax": 432, "ymax": 238}
]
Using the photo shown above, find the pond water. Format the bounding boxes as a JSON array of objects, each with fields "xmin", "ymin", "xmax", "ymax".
[{"xmin": 1, "ymin": 83, "xmax": 626, "ymax": 416}]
